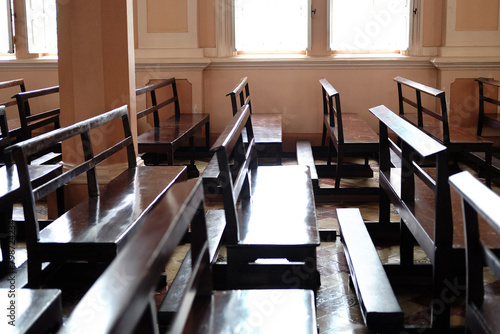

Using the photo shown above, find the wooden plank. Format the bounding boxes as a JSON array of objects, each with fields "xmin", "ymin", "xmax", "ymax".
[
  {"xmin": 337, "ymin": 208, "xmax": 404, "ymax": 331},
  {"xmin": 296, "ymin": 139, "xmax": 318, "ymax": 188}
]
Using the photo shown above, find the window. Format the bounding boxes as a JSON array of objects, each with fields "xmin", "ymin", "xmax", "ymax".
[
  {"xmin": 0, "ymin": 0, "xmax": 57, "ymax": 55},
  {"xmin": 0, "ymin": 0, "xmax": 13, "ymax": 53},
  {"xmin": 233, "ymin": 0, "xmax": 311, "ymax": 53},
  {"xmin": 329, "ymin": 0, "xmax": 412, "ymax": 52},
  {"xmin": 25, "ymin": 0, "xmax": 57, "ymax": 54}
]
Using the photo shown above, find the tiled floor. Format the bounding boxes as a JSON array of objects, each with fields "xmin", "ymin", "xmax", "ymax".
[{"xmin": 4, "ymin": 154, "xmax": 500, "ymax": 333}]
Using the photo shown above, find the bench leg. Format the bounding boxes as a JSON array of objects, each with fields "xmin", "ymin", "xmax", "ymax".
[
  {"xmin": 327, "ymin": 138, "xmax": 333, "ymax": 166},
  {"xmin": 205, "ymin": 121, "xmax": 210, "ymax": 150},
  {"xmin": 321, "ymin": 124, "xmax": 327, "ymax": 148},
  {"xmin": 335, "ymin": 148, "xmax": 343, "ymax": 188},
  {"xmin": 400, "ymin": 220, "xmax": 414, "ymax": 267},
  {"xmin": 133, "ymin": 297, "xmax": 158, "ymax": 334},
  {"xmin": 0, "ymin": 206, "xmax": 13, "ymax": 276}
]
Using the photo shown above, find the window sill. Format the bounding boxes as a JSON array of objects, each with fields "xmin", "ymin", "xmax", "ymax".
[
  {"xmin": 0, "ymin": 56, "xmax": 58, "ymax": 70},
  {"xmin": 208, "ymin": 54, "xmax": 434, "ymax": 69}
]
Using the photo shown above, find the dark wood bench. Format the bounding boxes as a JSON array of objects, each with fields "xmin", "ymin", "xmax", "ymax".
[
  {"xmin": 296, "ymin": 78, "xmax": 379, "ymax": 200},
  {"xmin": 202, "ymin": 103, "xmax": 320, "ymax": 290},
  {"xmin": 0, "ymin": 288, "xmax": 62, "ymax": 333},
  {"xmin": 395, "ymin": 76, "xmax": 493, "ymax": 186},
  {"xmin": 136, "ymin": 78, "xmax": 210, "ymax": 178},
  {"xmin": 337, "ymin": 208, "xmax": 403, "ymax": 332},
  {"xmin": 469, "ymin": 77, "xmax": 500, "ymax": 180},
  {"xmin": 59, "ymin": 179, "xmax": 318, "ymax": 334},
  {"xmin": 8, "ymin": 105, "xmax": 186, "ymax": 287},
  {"xmin": 340, "ymin": 104, "xmax": 493, "ymax": 332},
  {"xmin": 0, "ymin": 78, "xmax": 27, "ymax": 146},
  {"xmin": 0, "ymin": 106, "xmax": 64, "ymax": 277},
  {"xmin": 227, "ymin": 76, "xmax": 282, "ymax": 165},
  {"xmin": 0, "ymin": 79, "xmax": 61, "ymax": 165},
  {"xmin": 449, "ymin": 170, "xmax": 500, "ymax": 334}
]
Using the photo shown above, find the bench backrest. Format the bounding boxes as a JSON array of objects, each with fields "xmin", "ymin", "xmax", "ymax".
[
  {"xmin": 59, "ymin": 178, "xmax": 211, "ymax": 334},
  {"xmin": 136, "ymin": 78, "xmax": 180, "ymax": 127},
  {"xmin": 227, "ymin": 76, "xmax": 252, "ymax": 116},
  {"xmin": 0, "ymin": 106, "xmax": 10, "ymax": 152},
  {"xmin": 449, "ymin": 170, "xmax": 500, "ymax": 334},
  {"xmin": 369, "ymin": 105, "xmax": 453, "ymax": 249},
  {"xmin": 394, "ymin": 76, "xmax": 449, "ymax": 144},
  {"xmin": 320, "ymin": 78, "xmax": 345, "ymax": 144},
  {"xmin": 8, "ymin": 105, "xmax": 136, "ymax": 246},
  {"xmin": 0, "ymin": 78, "xmax": 26, "ymax": 109},
  {"xmin": 12, "ymin": 85, "xmax": 61, "ymax": 141},
  {"xmin": 476, "ymin": 77, "xmax": 500, "ymax": 136},
  {"xmin": 210, "ymin": 103, "xmax": 258, "ymax": 244}
]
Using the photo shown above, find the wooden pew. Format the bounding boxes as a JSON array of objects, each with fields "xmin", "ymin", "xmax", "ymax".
[
  {"xmin": 8, "ymin": 105, "xmax": 186, "ymax": 287},
  {"xmin": 469, "ymin": 77, "xmax": 500, "ymax": 179},
  {"xmin": 339, "ymin": 104, "xmax": 495, "ymax": 332},
  {"xmin": 227, "ymin": 77, "xmax": 282, "ymax": 165},
  {"xmin": 0, "ymin": 78, "xmax": 27, "ymax": 146},
  {"xmin": 59, "ymin": 179, "xmax": 318, "ymax": 334},
  {"xmin": 296, "ymin": 78, "xmax": 379, "ymax": 201},
  {"xmin": 0, "ymin": 106, "xmax": 63, "ymax": 276},
  {"xmin": 136, "ymin": 78, "xmax": 210, "ymax": 178},
  {"xmin": 12, "ymin": 86, "xmax": 61, "ymax": 163},
  {"xmin": 394, "ymin": 76, "xmax": 493, "ymax": 186},
  {"xmin": 201, "ymin": 103, "xmax": 320, "ymax": 290},
  {"xmin": 0, "ymin": 288, "xmax": 62, "ymax": 333},
  {"xmin": 449, "ymin": 171, "xmax": 500, "ymax": 334}
]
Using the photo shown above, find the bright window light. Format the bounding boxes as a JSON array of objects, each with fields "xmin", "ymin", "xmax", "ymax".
[
  {"xmin": 0, "ymin": 0, "xmax": 13, "ymax": 53},
  {"xmin": 234, "ymin": 0, "xmax": 310, "ymax": 53},
  {"xmin": 330, "ymin": 0, "xmax": 411, "ymax": 51},
  {"xmin": 25, "ymin": 0, "xmax": 57, "ymax": 54}
]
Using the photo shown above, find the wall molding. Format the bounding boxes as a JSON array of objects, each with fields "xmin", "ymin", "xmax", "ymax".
[{"xmin": 431, "ymin": 57, "xmax": 500, "ymax": 70}]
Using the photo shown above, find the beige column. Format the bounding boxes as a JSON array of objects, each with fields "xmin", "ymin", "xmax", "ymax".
[
  {"xmin": 57, "ymin": 0, "xmax": 136, "ymax": 152},
  {"xmin": 56, "ymin": 0, "xmax": 137, "ymax": 207}
]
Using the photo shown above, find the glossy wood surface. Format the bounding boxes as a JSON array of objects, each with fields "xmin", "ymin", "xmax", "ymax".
[
  {"xmin": 337, "ymin": 208, "xmax": 403, "ymax": 331},
  {"xmin": 250, "ymin": 113, "xmax": 282, "ymax": 143},
  {"xmin": 240, "ymin": 165, "xmax": 319, "ymax": 246},
  {"xmin": 38, "ymin": 166, "xmax": 186, "ymax": 249},
  {"xmin": 184, "ymin": 289, "xmax": 318, "ymax": 334},
  {"xmin": 137, "ymin": 113, "xmax": 209, "ymax": 147},
  {"xmin": 0, "ymin": 288, "xmax": 62, "ymax": 334},
  {"xmin": 60, "ymin": 179, "xmax": 205, "ymax": 334}
]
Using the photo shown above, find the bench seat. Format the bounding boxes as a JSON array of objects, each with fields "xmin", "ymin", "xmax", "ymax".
[
  {"xmin": 183, "ymin": 289, "xmax": 317, "ymax": 334},
  {"xmin": 0, "ymin": 288, "xmax": 62, "ymax": 333},
  {"xmin": 37, "ymin": 166, "xmax": 186, "ymax": 262},
  {"xmin": 137, "ymin": 113, "xmax": 209, "ymax": 156},
  {"xmin": 325, "ymin": 112, "xmax": 378, "ymax": 147},
  {"xmin": 337, "ymin": 208, "xmax": 403, "ymax": 332},
  {"xmin": 403, "ymin": 113, "xmax": 491, "ymax": 147},
  {"xmin": 237, "ymin": 165, "xmax": 317, "ymax": 245}
]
